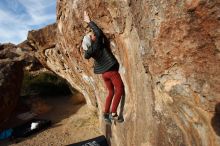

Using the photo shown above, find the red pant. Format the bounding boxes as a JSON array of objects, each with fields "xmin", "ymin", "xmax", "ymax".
[{"xmin": 102, "ymin": 71, "xmax": 124, "ymax": 113}]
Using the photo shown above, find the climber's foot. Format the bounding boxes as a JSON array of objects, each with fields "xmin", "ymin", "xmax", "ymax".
[
  {"xmin": 110, "ymin": 113, "xmax": 124, "ymax": 123},
  {"xmin": 103, "ymin": 113, "xmax": 112, "ymax": 124}
]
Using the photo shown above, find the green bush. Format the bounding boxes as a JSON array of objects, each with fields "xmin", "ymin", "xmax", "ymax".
[{"xmin": 21, "ymin": 71, "xmax": 72, "ymax": 96}]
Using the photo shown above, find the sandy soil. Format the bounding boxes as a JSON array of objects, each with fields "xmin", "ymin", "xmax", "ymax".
[{"xmin": 1, "ymin": 93, "xmax": 101, "ymax": 146}]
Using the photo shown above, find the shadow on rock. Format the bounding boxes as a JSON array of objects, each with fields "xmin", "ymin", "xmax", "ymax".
[
  {"xmin": 118, "ymin": 92, "xmax": 126, "ymax": 122},
  {"xmin": 211, "ymin": 103, "xmax": 220, "ymax": 136},
  {"xmin": 105, "ymin": 124, "xmax": 112, "ymax": 146}
]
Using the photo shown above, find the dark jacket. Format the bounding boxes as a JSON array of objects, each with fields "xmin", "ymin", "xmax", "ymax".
[{"xmin": 84, "ymin": 21, "xmax": 118, "ymax": 74}]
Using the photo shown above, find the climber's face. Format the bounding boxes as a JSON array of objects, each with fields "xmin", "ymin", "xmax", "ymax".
[{"xmin": 89, "ymin": 32, "xmax": 96, "ymax": 42}]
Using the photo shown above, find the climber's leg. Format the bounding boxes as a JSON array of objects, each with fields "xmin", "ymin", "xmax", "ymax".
[
  {"xmin": 110, "ymin": 71, "xmax": 124, "ymax": 114},
  {"xmin": 102, "ymin": 72, "xmax": 114, "ymax": 114}
]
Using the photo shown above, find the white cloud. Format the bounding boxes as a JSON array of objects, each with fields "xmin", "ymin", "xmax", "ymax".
[
  {"xmin": 18, "ymin": 0, "xmax": 56, "ymax": 25},
  {"xmin": 0, "ymin": 9, "xmax": 28, "ymax": 43},
  {"xmin": 0, "ymin": 27, "xmax": 27, "ymax": 44},
  {"xmin": 0, "ymin": 0, "xmax": 56, "ymax": 44}
]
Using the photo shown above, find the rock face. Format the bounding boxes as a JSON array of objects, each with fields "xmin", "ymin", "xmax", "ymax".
[
  {"xmin": 20, "ymin": 24, "xmax": 57, "ymax": 71},
  {"xmin": 23, "ymin": 0, "xmax": 220, "ymax": 145},
  {"xmin": 17, "ymin": 40, "xmax": 43, "ymax": 71},
  {"xmin": 0, "ymin": 43, "xmax": 24, "ymax": 127}
]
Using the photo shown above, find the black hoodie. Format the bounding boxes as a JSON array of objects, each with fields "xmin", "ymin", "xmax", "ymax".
[{"xmin": 84, "ymin": 21, "xmax": 119, "ymax": 74}]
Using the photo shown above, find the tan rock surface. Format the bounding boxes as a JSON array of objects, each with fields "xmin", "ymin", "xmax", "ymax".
[{"xmin": 21, "ymin": 0, "xmax": 220, "ymax": 145}]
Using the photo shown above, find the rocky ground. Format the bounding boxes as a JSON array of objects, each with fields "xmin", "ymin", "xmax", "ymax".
[{"xmin": 0, "ymin": 93, "xmax": 101, "ymax": 146}]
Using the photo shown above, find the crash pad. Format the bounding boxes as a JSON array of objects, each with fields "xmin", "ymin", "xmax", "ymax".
[{"xmin": 67, "ymin": 135, "xmax": 108, "ymax": 146}]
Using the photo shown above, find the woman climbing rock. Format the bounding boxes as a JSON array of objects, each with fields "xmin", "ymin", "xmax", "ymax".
[{"xmin": 82, "ymin": 11, "xmax": 124, "ymax": 123}]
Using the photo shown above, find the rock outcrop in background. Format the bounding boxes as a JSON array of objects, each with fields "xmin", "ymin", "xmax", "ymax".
[
  {"xmin": 0, "ymin": 42, "xmax": 41, "ymax": 129},
  {"xmin": 21, "ymin": 0, "xmax": 220, "ymax": 145},
  {"xmin": 0, "ymin": 44, "xmax": 24, "ymax": 127}
]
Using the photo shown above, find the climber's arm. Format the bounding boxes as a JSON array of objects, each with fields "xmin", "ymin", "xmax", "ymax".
[
  {"xmin": 83, "ymin": 11, "xmax": 102, "ymax": 53},
  {"xmin": 83, "ymin": 11, "xmax": 102, "ymax": 39},
  {"xmin": 88, "ymin": 21, "xmax": 102, "ymax": 39}
]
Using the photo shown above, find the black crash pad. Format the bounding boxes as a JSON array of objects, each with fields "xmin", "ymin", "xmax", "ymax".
[
  {"xmin": 12, "ymin": 119, "xmax": 52, "ymax": 139},
  {"xmin": 67, "ymin": 135, "xmax": 108, "ymax": 146}
]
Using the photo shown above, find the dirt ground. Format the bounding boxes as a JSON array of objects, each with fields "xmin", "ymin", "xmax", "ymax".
[{"xmin": 0, "ymin": 93, "xmax": 101, "ymax": 146}]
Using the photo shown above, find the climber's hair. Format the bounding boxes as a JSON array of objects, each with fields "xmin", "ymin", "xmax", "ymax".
[
  {"xmin": 87, "ymin": 30, "xmax": 95, "ymax": 36},
  {"xmin": 85, "ymin": 28, "xmax": 96, "ymax": 41},
  {"xmin": 85, "ymin": 27, "xmax": 94, "ymax": 34},
  {"xmin": 87, "ymin": 31, "xmax": 94, "ymax": 37}
]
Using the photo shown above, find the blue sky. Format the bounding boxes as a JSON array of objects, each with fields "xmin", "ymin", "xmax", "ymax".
[{"xmin": 0, "ymin": 0, "xmax": 56, "ymax": 44}]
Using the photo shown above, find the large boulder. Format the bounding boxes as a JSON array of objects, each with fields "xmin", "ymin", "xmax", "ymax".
[
  {"xmin": 23, "ymin": 0, "xmax": 220, "ymax": 145},
  {"xmin": 0, "ymin": 43, "xmax": 24, "ymax": 128}
]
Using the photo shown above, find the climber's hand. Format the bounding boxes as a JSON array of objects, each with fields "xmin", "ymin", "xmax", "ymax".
[{"xmin": 84, "ymin": 11, "xmax": 90, "ymax": 23}]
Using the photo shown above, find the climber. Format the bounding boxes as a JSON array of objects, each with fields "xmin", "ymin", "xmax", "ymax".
[{"xmin": 82, "ymin": 11, "xmax": 124, "ymax": 123}]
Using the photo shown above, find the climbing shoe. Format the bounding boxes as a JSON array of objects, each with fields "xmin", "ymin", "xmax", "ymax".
[
  {"xmin": 103, "ymin": 113, "xmax": 111, "ymax": 124},
  {"xmin": 110, "ymin": 113, "xmax": 124, "ymax": 123}
]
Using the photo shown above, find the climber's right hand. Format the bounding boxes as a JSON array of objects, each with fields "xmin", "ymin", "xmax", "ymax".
[{"xmin": 84, "ymin": 11, "xmax": 90, "ymax": 23}]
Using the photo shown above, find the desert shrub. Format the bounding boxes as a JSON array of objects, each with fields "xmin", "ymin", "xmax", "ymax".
[{"xmin": 21, "ymin": 71, "xmax": 72, "ymax": 96}]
